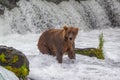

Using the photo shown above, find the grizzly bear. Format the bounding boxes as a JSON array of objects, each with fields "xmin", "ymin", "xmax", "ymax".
[{"xmin": 37, "ymin": 26, "xmax": 79, "ymax": 63}]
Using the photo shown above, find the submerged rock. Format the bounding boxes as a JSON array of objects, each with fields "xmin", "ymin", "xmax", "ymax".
[
  {"xmin": 45, "ymin": 0, "xmax": 87, "ymax": 4},
  {"xmin": 0, "ymin": 45, "xmax": 29, "ymax": 80}
]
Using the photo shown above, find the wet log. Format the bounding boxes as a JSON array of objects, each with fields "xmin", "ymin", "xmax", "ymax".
[
  {"xmin": 74, "ymin": 33, "xmax": 105, "ymax": 60},
  {"xmin": 74, "ymin": 48, "xmax": 105, "ymax": 59}
]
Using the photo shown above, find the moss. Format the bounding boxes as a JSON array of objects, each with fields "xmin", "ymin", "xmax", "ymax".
[
  {"xmin": 0, "ymin": 53, "xmax": 29, "ymax": 80},
  {"xmin": 12, "ymin": 55, "xmax": 18, "ymax": 63},
  {"xmin": 0, "ymin": 47, "xmax": 29, "ymax": 80},
  {"xmin": 75, "ymin": 33, "xmax": 105, "ymax": 59},
  {"xmin": 19, "ymin": 64, "xmax": 29, "ymax": 77},
  {"xmin": 0, "ymin": 53, "xmax": 28, "ymax": 79},
  {"xmin": 5, "ymin": 66, "xmax": 19, "ymax": 76},
  {"xmin": 75, "ymin": 48, "xmax": 104, "ymax": 59},
  {"xmin": 5, "ymin": 64, "xmax": 29, "ymax": 80},
  {"xmin": 98, "ymin": 33, "xmax": 104, "ymax": 50},
  {"xmin": 94, "ymin": 49, "xmax": 104, "ymax": 59},
  {"xmin": 0, "ymin": 53, "xmax": 7, "ymax": 63},
  {"xmin": 0, "ymin": 53, "xmax": 19, "ymax": 65}
]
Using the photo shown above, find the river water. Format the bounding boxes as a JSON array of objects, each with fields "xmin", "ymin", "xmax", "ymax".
[{"xmin": 0, "ymin": 0, "xmax": 120, "ymax": 80}]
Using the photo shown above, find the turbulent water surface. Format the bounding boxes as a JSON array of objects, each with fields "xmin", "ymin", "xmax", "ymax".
[
  {"xmin": 0, "ymin": 0, "xmax": 120, "ymax": 80},
  {"xmin": 0, "ymin": 66, "xmax": 19, "ymax": 80},
  {"xmin": 0, "ymin": 28, "xmax": 120, "ymax": 80}
]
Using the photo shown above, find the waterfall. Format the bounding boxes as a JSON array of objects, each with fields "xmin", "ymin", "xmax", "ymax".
[
  {"xmin": 0, "ymin": 0, "xmax": 120, "ymax": 35},
  {"xmin": 81, "ymin": 0, "xmax": 111, "ymax": 29},
  {"xmin": 97, "ymin": 0, "xmax": 120, "ymax": 27}
]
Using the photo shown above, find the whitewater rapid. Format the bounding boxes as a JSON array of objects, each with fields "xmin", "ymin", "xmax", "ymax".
[
  {"xmin": 0, "ymin": 28, "xmax": 120, "ymax": 80},
  {"xmin": 0, "ymin": 0, "xmax": 120, "ymax": 80}
]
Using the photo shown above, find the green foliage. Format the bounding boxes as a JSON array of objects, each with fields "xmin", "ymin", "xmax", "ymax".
[
  {"xmin": 98, "ymin": 33, "xmax": 104, "ymax": 50},
  {"xmin": 19, "ymin": 64, "xmax": 29, "ymax": 78},
  {"xmin": 0, "ymin": 53, "xmax": 28, "ymax": 80},
  {"xmin": 0, "ymin": 53, "xmax": 6, "ymax": 63},
  {"xmin": 0, "ymin": 47, "xmax": 29, "ymax": 80},
  {"xmin": 12, "ymin": 55, "xmax": 18, "ymax": 63},
  {"xmin": 75, "ymin": 48, "xmax": 104, "ymax": 59},
  {"xmin": 5, "ymin": 64, "xmax": 29, "ymax": 80},
  {"xmin": 0, "ymin": 53, "xmax": 19, "ymax": 64},
  {"xmin": 75, "ymin": 33, "xmax": 105, "ymax": 59}
]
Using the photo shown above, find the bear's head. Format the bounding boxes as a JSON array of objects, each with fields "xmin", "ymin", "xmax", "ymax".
[{"xmin": 63, "ymin": 26, "xmax": 79, "ymax": 43}]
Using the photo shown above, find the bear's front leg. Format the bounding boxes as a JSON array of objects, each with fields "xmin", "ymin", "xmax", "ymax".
[
  {"xmin": 68, "ymin": 49, "xmax": 76, "ymax": 59},
  {"xmin": 56, "ymin": 52, "xmax": 63, "ymax": 63}
]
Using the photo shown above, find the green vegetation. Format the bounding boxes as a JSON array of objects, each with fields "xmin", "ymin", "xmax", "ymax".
[
  {"xmin": 12, "ymin": 55, "xmax": 18, "ymax": 63},
  {"xmin": 0, "ymin": 53, "xmax": 29, "ymax": 80},
  {"xmin": 75, "ymin": 48, "xmax": 104, "ymax": 59},
  {"xmin": 5, "ymin": 64, "xmax": 29, "ymax": 80},
  {"xmin": 75, "ymin": 33, "xmax": 105, "ymax": 59},
  {"xmin": 0, "ymin": 53, "xmax": 19, "ymax": 64},
  {"xmin": 0, "ymin": 53, "xmax": 6, "ymax": 63},
  {"xmin": 98, "ymin": 33, "xmax": 104, "ymax": 50}
]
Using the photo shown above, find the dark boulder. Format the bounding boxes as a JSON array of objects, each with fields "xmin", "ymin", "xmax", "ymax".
[
  {"xmin": 0, "ymin": 4, "xmax": 5, "ymax": 15},
  {"xmin": 0, "ymin": 0, "xmax": 19, "ymax": 10},
  {"xmin": 0, "ymin": 45, "xmax": 29, "ymax": 80},
  {"xmin": 45, "ymin": 0, "xmax": 68, "ymax": 4},
  {"xmin": 0, "ymin": 0, "xmax": 19, "ymax": 15},
  {"xmin": 45, "ymin": 0, "xmax": 87, "ymax": 4}
]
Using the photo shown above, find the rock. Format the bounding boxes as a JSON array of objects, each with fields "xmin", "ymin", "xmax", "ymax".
[
  {"xmin": 0, "ymin": 45, "xmax": 29, "ymax": 80},
  {"xmin": 0, "ymin": 4, "xmax": 5, "ymax": 15},
  {"xmin": 0, "ymin": 0, "xmax": 19, "ymax": 10},
  {"xmin": 0, "ymin": 66, "xmax": 19, "ymax": 80},
  {"xmin": 45, "ymin": 0, "xmax": 87, "ymax": 4},
  {"xmin": 45, "ymin": 0, "xmax": 68, "ymax": 4},
  {"xmin": 0, "ymin": 0, "xmax": 19, "ymax": 15},
  {"xmin": 74, "ymin": 48, "xmax": 105, "ymax": 59}
]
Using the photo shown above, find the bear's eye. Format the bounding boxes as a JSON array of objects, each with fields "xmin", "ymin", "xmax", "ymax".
[{"xmin": 68, "ymin": 31, "xmax": 71, "ymax": 34}]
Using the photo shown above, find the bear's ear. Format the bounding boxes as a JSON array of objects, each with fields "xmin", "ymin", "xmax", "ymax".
[
  {"xmin": 63, "ymin": 26, "xmax": 68, "ymax": 31},
  {"xmin": 75, "ymin": 28, "xmax": 79, "ymax": 34}
]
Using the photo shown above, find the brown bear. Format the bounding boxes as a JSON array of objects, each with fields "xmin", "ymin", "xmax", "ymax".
[{"xmin": 37, "ymin": 26, "xmax": 79, "ymax": 63}]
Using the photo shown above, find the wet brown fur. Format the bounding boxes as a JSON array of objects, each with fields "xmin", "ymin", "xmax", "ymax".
[{"xmin": 37, "ymin": 26, "xmax": 79, "ymax": 63}]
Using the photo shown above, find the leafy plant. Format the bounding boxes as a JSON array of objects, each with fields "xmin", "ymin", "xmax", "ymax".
[
  {"xmin": 0, "ymin": 53, "xmax": 6, "ymax": 63},
  {"xmin": 5, "ymin": 64, "xmax": 29, "ymax": 80},
  {"xmin": 98, "ymin": 33, "xmax": 104, "ymax": 50},
  {"xmin": 75, "ymin": 33, "xmax": 105, "ymax": 59}
]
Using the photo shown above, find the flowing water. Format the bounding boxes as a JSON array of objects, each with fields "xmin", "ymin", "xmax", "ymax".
[
  {"xmin": 0, "ymin": 66, "xmax": 19, "ymax": 80},
  {"xmin": 0, "ymin": 0, "xmax": 120, "ymax": 80},
  {"xmin": 1, "ymin": 0, "xmax": 120, "ymax": 35}
]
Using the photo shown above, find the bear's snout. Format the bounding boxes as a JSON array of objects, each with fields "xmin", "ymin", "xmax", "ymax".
[
  {"xmin": 68, "ymin": 33, "xmax": 73, "ymax": 41},
  {"xmin": 69, "ymin": 37, "xmax": 72, "ymax": 40}
]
